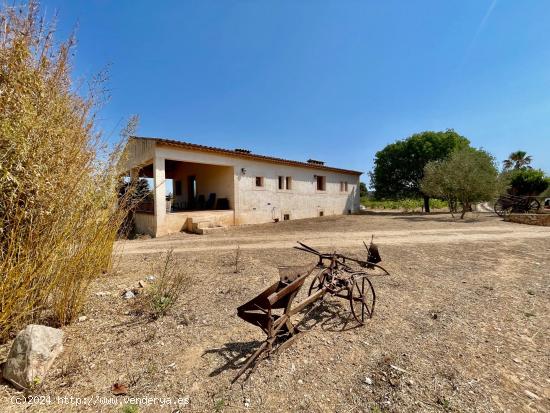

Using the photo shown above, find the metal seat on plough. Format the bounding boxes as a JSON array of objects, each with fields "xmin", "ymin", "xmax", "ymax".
[{"xmin": 233, "ymin": 263, "xmax": 317, "ymax": 383}]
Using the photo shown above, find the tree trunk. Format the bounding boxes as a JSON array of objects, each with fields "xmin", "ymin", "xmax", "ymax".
[
  {"xmin": 460, "ymin": 202, "xmax": 470, "ymax": 219},
  {"xmin": 423, "ymin": 195, "xmax": 430, "ymax": 213}
]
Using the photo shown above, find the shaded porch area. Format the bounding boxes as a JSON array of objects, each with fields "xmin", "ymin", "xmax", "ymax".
[{"xmin": 132, "ymin": 158, "xmax": 235, "ymax": 236}]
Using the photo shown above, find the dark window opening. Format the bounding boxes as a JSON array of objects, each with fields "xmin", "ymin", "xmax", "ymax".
[
  {"xmin": 286, "ymin": 176, "xmax": 292, "ymax": 190},
  {"xmin": 283, "ymin": 214, "xmax": 290, "ymax": 221},
  {"xmin": 278, "ymin": 176, "xmax": 284, "ymax": 190},
  {"xmin": 319, "ymin": 211, "xmax": 324, "ymax": 217},
  {"xmin": 174, "ymin": 180, "xmax": 182, "ymax": 196},
  {"xmin": 256, "ymin": 177, "xmax": 264, "ymax": 187},
  {"xmin": 316, "ymin": 176, "xmax": 326, "ymax": 191}
]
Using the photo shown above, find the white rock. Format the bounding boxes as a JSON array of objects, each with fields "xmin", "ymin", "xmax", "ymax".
[
  {"xmin": 3, "ymin": 325, "xmax": 64, "ymax": 389},
  {"xmin": 244, "ymin": 398, "xmax": 251, "ymax": 408},
  {"xmin": 524, "ymin": 390, "xmax": 541, "ymax": 400},
  {"xmin": 390, "ymin": 364, "xmax": 409, "ymax": 374},
  {"xmin": 78, "ymin": 316, "xmax": 87, "ymax": 322},
  {"xmin": 122, "ymin": 290, "xmax": 135, "ymax": 299},
  {"xmin": 146, "ymin": 275, "xmax": 156, "ymax": 282},
  {"xmin": 298, "ymin": 379, "xmax": 304, "ymax": 384},
  {"xmin": 364, "ymin": 377, "xmax": 373, "ymax": 385}
]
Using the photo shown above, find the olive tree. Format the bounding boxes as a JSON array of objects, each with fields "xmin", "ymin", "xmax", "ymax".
[
  {"xmin": 370, "ymin": 130, "xmax": 470, "ymax": 212},
  {"xmin": 421, "ymin": 147, "xmax": 498, "ymax": 218}
]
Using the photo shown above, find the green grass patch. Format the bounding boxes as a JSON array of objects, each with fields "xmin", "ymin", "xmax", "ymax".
[{"xmin": 360, "ymin": 198, "xmax": 447, "ymax": 211}]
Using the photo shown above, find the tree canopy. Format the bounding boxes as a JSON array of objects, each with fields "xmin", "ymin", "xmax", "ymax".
[
  {"xmin": 421, "ymin": 147, "xmax": 498, "ymax": 218},
  {"xmin": 506, "ymin": 169, "xmax": 549, "ymax": 196},
  {"xmin": 502, "ymin": 150, "xmax": 532, "ymax": 170},
  {"xmin": 370, "ymin": 130, "xmax": 470, "ymax": 210}
]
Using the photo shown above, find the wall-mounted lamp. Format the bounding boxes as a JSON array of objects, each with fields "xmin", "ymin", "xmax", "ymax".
[
  {"xmin": 313, "ymin": 174, "xmax": 318, "ymax": 179},
  {"xmin": 241, "ymin": 168, "xmax": 247, "ymax": 175}
]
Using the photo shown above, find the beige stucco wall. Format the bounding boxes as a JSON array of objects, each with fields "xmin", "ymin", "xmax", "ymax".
[
  {"xmin": 134, "ymin": 212, "xmax": 156, "ymax": 236},
  {"xmin": 121, "ymin": 138, "xmax": 155, "ymax": 170},
  {"xmin": 233, "ymin": 159, "xmax": 360, "ymax": 225},
  {"xmin": 164, "ymin": 210, "xmax": 235, "ymax": 233}
]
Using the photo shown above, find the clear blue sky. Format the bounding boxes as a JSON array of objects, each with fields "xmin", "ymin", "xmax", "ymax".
[{"xmin": 43, "ymin": 0, "xmax": 550, "ymax": 181}]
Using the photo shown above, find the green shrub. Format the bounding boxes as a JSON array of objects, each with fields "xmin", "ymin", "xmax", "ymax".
[
  {"xmin": 360, "ymin": 198, "xmax": 447, "ymax": 211},
  {"xmin": 506, "ymin": 169, "xmax": 549, "ymax": 196}
]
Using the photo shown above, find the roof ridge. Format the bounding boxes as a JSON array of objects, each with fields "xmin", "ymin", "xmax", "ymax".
[{"xmin": 130, "ymin": 136, "xmax": 362, "ymax": 175}]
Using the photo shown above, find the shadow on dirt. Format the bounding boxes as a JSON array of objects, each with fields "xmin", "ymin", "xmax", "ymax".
[
  {"xmin": 297, "ymin": 300, "xmax": 363, "ymax": 333},
  {"xmin": 203, "ymin": 301, "xmax": 362, "ymax": 378},
  {"xmin": 389, "ymin": 214, "xmax": 494, "ymax": 223},
  {"xmin": 202, "ymin": 340, "xmax": 263, "ymax": 377}
]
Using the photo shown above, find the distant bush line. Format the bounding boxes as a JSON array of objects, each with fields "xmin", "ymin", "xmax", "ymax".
[{"xmin": 361, "ymin": 198, "xmax": 448, "ymax": 211}]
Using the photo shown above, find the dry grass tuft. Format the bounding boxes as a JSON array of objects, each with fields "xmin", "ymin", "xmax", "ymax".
[
  {"xmin": 0, "ymin": 2, "xmax": 139, "ymax": 341},
  {"xmin": 144, "ymin": 250, "xmax": 191, "ymax": 319}
]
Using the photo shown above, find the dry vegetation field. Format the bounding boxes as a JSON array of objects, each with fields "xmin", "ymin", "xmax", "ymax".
[{"xmin": 1, "ymin": 213, "xmax": 549, "ymax": 412}]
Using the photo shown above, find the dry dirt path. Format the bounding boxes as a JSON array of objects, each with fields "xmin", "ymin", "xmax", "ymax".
[
  {"xmin": 3, "ymin": 213, "xmax": 548, "ymax": 413},
  {"xmin": 118, "ymin": 213, "xmax": 550, "ymax": 254}
]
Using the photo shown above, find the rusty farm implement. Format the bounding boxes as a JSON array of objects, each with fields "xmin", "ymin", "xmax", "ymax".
[
  {"xmin": 493, "ymin": 194, "xmax": 541, "ymax": 216},
  {"xmin": 233, "ymin": 239, "xmax": 389, "ymax": 383}
]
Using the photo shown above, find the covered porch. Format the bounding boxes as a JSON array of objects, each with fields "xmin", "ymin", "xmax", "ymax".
[{"xmin": 132, "ymin": 158, "xmax": 235, "ymax": 237}]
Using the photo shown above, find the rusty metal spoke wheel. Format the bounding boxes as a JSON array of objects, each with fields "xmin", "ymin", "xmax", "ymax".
[
  {"xmin": 348, "ymin": 274, "xmax": 375, "ymax": 325},
  {"xmin": 527, "ymin": 199, "xmax": 540, "ymax": 213},
  {"xmin": 308, "ymin": 268, "xmax": 329, "ymax": 296},
  {"xmin": 494, "ymin": 198, "xmax": 511, "ymax": 217}
]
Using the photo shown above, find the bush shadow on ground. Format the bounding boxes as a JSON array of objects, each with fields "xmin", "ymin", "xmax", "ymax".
[
  {"xmin": 389, "ymin": 213, "xmax": 497, "ymax": 223},
  {"xmin": 359, "ymin": 210, "xmax": 451, "ymax": 217}
]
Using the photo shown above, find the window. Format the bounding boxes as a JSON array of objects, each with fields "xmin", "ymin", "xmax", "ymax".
[
  {"xmin": 283, "ymin": 213, "xmax": 290, "ymax": 221},
  {"xmin": 319, "ymin": 211, "xmax": 324, "ymax": 217},
  {"xmin": 316, "ymin": 176, "xmax": 326, "ymax": 191},
  {"xmin": 255, "ymin": 176, "xmax": 264, "ymax": 187},
  {"xmin": 285, "ymin": 176, "xmax": 292, "ymax": 190},
  {"xmin": 174, "ymin": 180, "xmax": 182, "ymax": 196},
  {"xmin": 340, "ymin": 181, "xmax": 348, "ymax": 192},
  {"xmin": 278, "ymin": 176, "xmax": 284, "ymax": 190},
  {"xmin": 345, "ymin": 181, "xmax": 348, "ymax": 192}
]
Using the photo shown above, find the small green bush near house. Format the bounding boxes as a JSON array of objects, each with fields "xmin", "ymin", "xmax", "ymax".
[{"xmin": 361, "ymin": 198, "xmax": 447, "ymax": 211}]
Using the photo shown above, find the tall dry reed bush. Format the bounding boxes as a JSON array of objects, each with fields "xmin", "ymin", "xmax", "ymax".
[{"xmin": 0, "ymin": 2, "xmax": 137, "ymax": 342}]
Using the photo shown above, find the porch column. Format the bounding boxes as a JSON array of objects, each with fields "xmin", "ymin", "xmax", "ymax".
[{"xmin": 153, "ymin": 155, "xmax": 166, "ymax": 237}]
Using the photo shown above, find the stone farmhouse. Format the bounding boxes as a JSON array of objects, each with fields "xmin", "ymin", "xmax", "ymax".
[{"xmin": 123, "ymin": 137, "xmax": 362, "ymax": 237}]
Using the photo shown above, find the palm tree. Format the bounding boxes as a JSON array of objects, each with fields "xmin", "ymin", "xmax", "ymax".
[{"xmin": 503, "ymin": 150, "xmax": 532, "ymax": 170}]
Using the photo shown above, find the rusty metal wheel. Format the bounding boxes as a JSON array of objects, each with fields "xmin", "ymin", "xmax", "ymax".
[
  {"xmin": 348, "ymin": 275, "xmax": 375, "ymax": 324},
  {"xmin": 527, "ymin": 199, "xmax": 540, "ymax": 213},
  {"xmin": 494, "ymin": 198, "xmax": 511, "ymax": 217},
  {"xmin": 308, "ymin": 268, "xmax": 329, "ymax": 296}
]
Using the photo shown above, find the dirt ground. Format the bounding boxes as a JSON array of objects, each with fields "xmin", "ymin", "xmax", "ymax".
[{"xmin": 1, "ymin": 212, "xmax": 549, "ymax": 412}]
